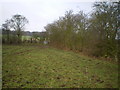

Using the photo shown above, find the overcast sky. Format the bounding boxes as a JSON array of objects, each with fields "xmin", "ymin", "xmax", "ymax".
[{"xmin": 0, "ymin": 0, "xmax": 97, "ymax": 32}]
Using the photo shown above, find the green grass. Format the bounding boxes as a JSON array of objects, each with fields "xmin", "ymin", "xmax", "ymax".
[
  {"xmin": 2, "ymin": 44, "xmax": 118, "ymax": 88},
  {"xmin": 22, "ymin": 36, "xmax": 32, "ymax": 41}
]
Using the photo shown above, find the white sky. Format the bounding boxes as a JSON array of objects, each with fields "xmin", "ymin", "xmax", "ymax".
[{"xmin": 0, "ymin": 0, "xmax": 97, "ymax": 32}]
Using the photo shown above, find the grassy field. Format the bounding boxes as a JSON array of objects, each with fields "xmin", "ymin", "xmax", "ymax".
[
  {"xmin": 2, "ymin": 44, "xmax": 118, "ymax": 88},
  {"xmin": 22, "ymin": 36, "xmax": 32, "ymax": 41}
]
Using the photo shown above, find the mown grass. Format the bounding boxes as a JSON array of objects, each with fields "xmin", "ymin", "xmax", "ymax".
[{"xmin": 2, "ymin": 44, "xmax": 118, "ymax": 88}]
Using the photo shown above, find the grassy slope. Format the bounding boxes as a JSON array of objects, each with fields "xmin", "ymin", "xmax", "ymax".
[{"xmin": 2, "ymin": 45, "xmax": 118, "ymax": 88}]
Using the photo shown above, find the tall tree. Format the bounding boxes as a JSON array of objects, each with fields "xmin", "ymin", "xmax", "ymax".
[
  {"xmin": 10, "ymin": 14, "xmax": 28, "ymax": 43},
  {"xmin": 90, "ymin": 1, "xmax": 118, "ymax": 59}
]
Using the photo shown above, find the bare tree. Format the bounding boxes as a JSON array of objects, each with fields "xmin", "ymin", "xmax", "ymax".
[{"xmin": 10, "ymin": 14, "xmax": 28, "ymax": 43}]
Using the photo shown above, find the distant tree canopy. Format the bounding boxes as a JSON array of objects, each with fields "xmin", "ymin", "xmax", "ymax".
[
  {"xmin": 10, "ymin": 14, "xmax": 28, "ymax": 38},
  {"xmin": 45, "ymin": 1, "xmax": 119, "ymax": 61},
  {"xmin": 2, "ymin": 14, "xmax": 28, "ymax": 44}
]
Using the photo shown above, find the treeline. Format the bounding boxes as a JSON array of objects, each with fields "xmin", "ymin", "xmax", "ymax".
[
  {"xmin": 2, "ymin": 29, "xmax": 47, "ymax": 44},
  {"xmin": 1, "ymin": 14, "xmax": 28, "ymax": 44},
  {"xmin": 1, "ymin": 14, "xmax": 47, "ymax": 44},
  {"xmin": 45, "ymin": 2, "xmax": 120, "ymax": 61}
]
